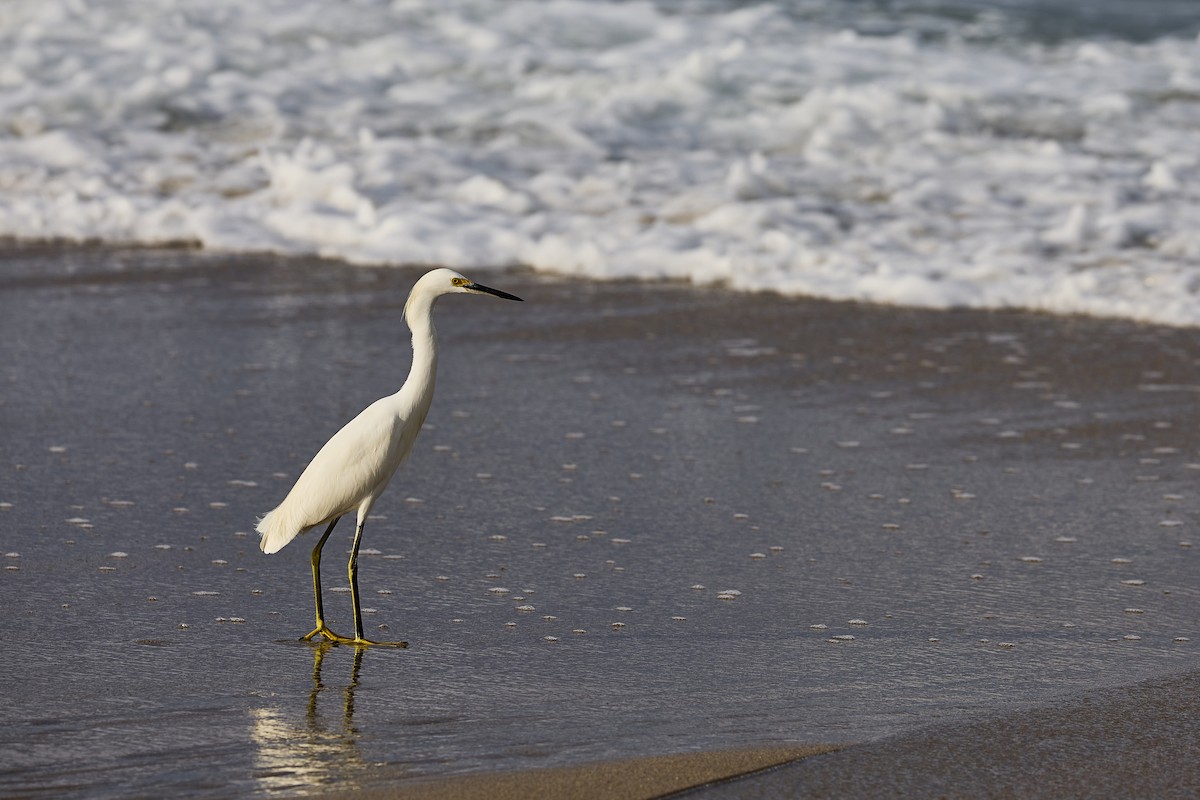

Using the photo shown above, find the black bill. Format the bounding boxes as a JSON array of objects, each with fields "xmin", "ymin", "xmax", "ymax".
[{"xmin": 468, "ymin": 281, "xmax": 523, "ymax": 302}]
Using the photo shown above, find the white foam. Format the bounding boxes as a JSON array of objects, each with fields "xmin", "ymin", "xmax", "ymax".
[{"xmin": 2, "ymin": 1, "xmax": 1199, "ymax": 324}]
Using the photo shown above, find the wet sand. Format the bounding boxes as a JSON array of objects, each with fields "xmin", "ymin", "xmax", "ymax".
[
  {"xmin": 320, "ymin": 670, "xmax": 1200, "ymax": 800},
  {"xmin": 325, "ymin": 662, "xmax": 1200, "ymax": 800},
  {"xmin": 327, "ymin": 745, "xmax": 835, "ymax": 800},
  {"xmin": 699, "ymin": 667, "xmax": 1200, "ymax": 799},
  {"xmin": 1, "ymin": 244, "xmax": 1197, "ymax": 797}
]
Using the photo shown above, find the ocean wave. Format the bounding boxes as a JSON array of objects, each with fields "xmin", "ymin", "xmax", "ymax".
[{"xmin": 1, "ymin": 0, "xmax": 1198, "ymax": 324}]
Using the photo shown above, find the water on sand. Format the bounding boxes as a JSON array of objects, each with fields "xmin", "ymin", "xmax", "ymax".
[{"xmin": 1, "ymin": 246, "xmax": 1197, "ymax": 797}]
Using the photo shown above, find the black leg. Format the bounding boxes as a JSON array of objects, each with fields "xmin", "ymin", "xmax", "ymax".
[
  {"xmin": 348, "ymin": 518, "xmax": 367, "ymax": 640},
  {"xmin": 344, "ymin": 517, "xmax": 407, "ymax": 647}
]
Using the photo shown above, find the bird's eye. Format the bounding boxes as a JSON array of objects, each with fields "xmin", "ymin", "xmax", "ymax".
[{"xmin": 451, "ymin": 277, "xmax": 468, "ymax": 287}]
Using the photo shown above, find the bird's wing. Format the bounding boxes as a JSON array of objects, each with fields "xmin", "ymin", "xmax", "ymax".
[{"xmin": 282, "ymin": 400, "xmax": 404, "ymax": 531}]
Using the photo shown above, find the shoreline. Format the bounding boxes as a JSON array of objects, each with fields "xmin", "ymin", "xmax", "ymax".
[
  {"xmin": 691, "ymin": 665, "xmax": 1200, "ymax": 798},
  {"xmin": 3, "ymin": 237, "xmax": 1200, "ymax": 332},
  {"xmin": 331, "ymin": 663, "xmax": 1200, "ymax": 800}
]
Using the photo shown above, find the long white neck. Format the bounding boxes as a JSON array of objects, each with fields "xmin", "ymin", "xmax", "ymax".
[{"xmin": 397, "ymin": 292, "xmax": 438, "ymax": 415}]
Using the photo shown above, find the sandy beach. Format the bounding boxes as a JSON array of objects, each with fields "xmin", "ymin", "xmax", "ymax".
[{"xmin": 2, "ymin": 244, "xmax": 1197, "ymax": 798}]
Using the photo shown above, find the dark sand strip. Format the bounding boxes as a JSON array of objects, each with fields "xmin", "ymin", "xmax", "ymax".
[{"xmin": 686, "ymin": 668, "xmax": 1200, "ymax": 799}]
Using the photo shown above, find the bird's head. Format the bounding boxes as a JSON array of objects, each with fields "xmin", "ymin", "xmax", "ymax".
[
  {"xmin": 405, "ymin": 268, "xmax": 523, "ymax": 323},
  {"xmin": 420, "ymin": 268, "xmax": 523, "ymax": 301}
]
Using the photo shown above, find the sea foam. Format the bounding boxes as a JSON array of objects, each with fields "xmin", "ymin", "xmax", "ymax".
[{"xmin": 1, "ymin": 1, "xmax": 1199, "ymax": 324}]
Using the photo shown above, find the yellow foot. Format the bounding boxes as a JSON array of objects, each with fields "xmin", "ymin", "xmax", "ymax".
[
  {"xmin": 350, "ymin": 637, "xmax": 408, "ymax": 648},
  {"xmin": 301, "ymin": 625, "xmax": 407, "ymax": 648},
  {"xmin": 301, "ymin": 624, "xmax": 354, "ymax": 644}
]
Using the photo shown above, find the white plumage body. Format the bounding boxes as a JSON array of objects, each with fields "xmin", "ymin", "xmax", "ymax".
[
  {"xmin": 256, "ymin": 277, "xmax": 439, "ymax": 556},
  {"xmin": 256, "ymin": 390, "xmax": 432, "ymax": 554}
]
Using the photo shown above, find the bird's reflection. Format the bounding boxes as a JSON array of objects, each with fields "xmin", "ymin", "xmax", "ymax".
[
  {"xmin": 308, "ymin": 641, "xmax": 364, "ymax": 735},
  {"xmin": 250, "ymin": 643, "xmax": 370, "ymax": 793}
]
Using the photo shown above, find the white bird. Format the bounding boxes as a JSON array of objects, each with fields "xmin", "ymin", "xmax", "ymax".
[{"xmin": 257, "ymin": 268, "xmax": 522, "ymax": 647}]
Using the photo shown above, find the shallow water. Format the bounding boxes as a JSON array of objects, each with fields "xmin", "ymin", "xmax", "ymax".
[{"xmin": 1, "ymin": 246, "xmax": 1198, "ymax": 796}]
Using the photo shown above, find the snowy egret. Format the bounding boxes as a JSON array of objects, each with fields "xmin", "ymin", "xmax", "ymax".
[{"xmin": 257, "ymin": 268, "xmax": 522, "ymax": 647}]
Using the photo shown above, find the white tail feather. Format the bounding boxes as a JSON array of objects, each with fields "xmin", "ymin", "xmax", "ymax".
[{"xmin": 256, "ymin": 506, "xmax": 304, "ymax": 554}]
